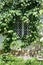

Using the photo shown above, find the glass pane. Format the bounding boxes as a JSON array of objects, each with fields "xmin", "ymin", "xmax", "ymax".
[
  {"xmin": 27, "ymin": 23, "xmax": 29, "ymax": 35},
  {"xmin": 14, "ymin": 22, "xmax": 22, "ymax": 37},
  {"xmin": 14, "ymin": 22, "xmax": 29, "ymax": 37},
  {"xmin": 14, "ymin": 22, "xmax": 17, "ymax": 32},
  {"xmin": 19, "ymin": 22, "xmax": 22, "ymax": 37},
  {"xmin": 24, "ymin": 23, "xmax": 27, "ymax": 35},
  {"xmin": 22, "ymin": 22, "xmax": 24, "ymax": 37}
]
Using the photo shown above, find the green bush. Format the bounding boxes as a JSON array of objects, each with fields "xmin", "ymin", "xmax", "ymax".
[
  {"xmin": 26, "ymin": 58, "xmax": 43, "ymax": 65},
  {"xmin": 0, "ymin": 53, "xmax": 25, "ymax": 65},
  {"xmin": 0, "ymin": 54, "xmax": 43, "ymax": 65}
]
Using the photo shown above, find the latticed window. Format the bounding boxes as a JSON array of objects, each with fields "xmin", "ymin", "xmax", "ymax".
[
  {"xmin": 14, "ymin": 22, "xmax": 29, "ymax": 37},
  {"xmin": 14, "ymin": 15, "xmax": 43, "ymax": 37}
]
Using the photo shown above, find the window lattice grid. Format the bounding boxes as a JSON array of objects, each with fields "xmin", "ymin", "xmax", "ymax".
[{"xmin": 14, "ymin": 22, "xmax": 29, "ymax": 37}]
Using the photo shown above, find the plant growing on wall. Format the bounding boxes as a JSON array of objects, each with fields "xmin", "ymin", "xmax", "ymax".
[{"xmin": 0, "ymin": 0, "xmax": 42, "ymax": 52}]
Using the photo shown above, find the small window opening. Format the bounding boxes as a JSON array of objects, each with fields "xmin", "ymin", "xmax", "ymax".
[{"xmin": 14, "ymin": 22, "xmax": 29, "ymax": 38}]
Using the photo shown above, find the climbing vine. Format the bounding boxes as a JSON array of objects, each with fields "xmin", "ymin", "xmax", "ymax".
[{"xmin": 0, "ymin": 0, "xmax": 42, "ymax": 52}]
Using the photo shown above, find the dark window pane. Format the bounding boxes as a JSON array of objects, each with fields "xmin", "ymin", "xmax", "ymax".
[
  {"xmin": 19, "ymin": 22, "xmax": 22, "ymax": 37},
  {"xmin": 24, "ymin": 23, "xmax": 27, "ymax": 35},
  {"xmin": 14, "ymin": 22, "xmax": 29, "ymax": 37},
  {"xmin": 14, "ymin": 22, "xmax": 22, "ymax": 37}
]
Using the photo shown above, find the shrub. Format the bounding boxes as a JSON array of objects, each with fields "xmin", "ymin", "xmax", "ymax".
[
  {"xmin": 26, "ymin": 58, "xmax": 43, "ymax": 65},
  {"xmin": 0, "ymin": 54, "xmax": 43, "ymax": 65}
]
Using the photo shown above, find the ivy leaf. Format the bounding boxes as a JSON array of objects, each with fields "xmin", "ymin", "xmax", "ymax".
[
  {"xmin": 8, "ymin": 30, "xmax": 13, "ymax": 33},
  {"xmin": 1, "ymin": 23, "xmax": 7, "ymax": 27},
  {"xmin": 15, "ymin": 10, "xmax": 22, "ymax": 16}
]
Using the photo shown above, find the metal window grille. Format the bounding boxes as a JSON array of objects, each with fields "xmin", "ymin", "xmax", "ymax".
[
  {"xmin": 14, "ymin": 15, "xmax": 43, "ymax": 37},
  {"xmin": 14, "ymin": 22, "xmax": 29, "ymax": 37}
]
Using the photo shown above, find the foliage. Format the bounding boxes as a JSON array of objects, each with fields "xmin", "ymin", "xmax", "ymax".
[
  {"xmin": 0, "ymin": 53, "xmax": 25, "ymax": 65},
  {"xmin": 0, "ymin": 54, "xmax": 43, "ymax": 65},
  {"xmin": 26, "ymin": 58, "xmax": 43, "ymax": 65},
  {"xmin": 0, "ymin": 0, "xmax": 42, "ymax": 52}
]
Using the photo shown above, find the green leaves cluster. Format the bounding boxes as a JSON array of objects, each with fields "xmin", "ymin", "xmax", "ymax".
[
  {"xmin": 0, "ymin": 0, "xmax": 42, "ymax": 52},
  {"xmin": 0, "ymin": 54, "xmax": 43, "ymax": 65},
  {"xmin": 0, "ymin": 54, "xmax": 25, "ymax": 65}
]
